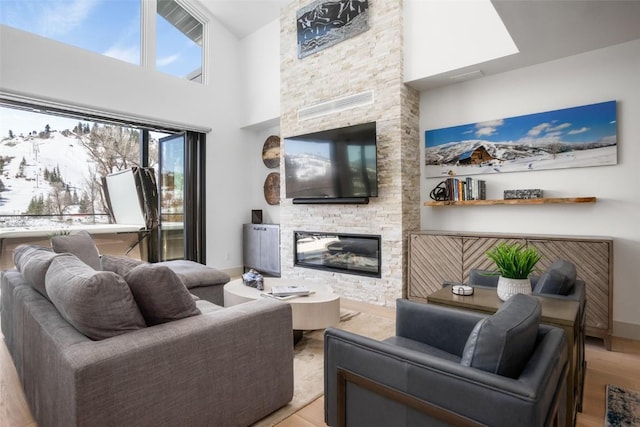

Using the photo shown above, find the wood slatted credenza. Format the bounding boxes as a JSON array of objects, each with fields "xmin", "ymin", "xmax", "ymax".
[{"xmin": 407, "ymin": 230, "xmax": 613, "ymax": 349}]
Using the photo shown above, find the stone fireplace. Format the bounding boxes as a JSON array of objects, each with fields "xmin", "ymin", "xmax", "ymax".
[
  {"xmin": 294, "ymin": 231, "xmax": 381, "ymax": 278},
  {"xmin": 279, "ymin": 0, "xmax": 419, "ymax": 306}
]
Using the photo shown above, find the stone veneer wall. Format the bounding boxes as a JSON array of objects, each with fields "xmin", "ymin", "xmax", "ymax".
[{"xmin": 280, "ymin": 0, "xmax": 419, "ymax": 306}]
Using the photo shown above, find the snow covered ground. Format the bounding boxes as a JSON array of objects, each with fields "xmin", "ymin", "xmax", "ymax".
[{"xmin": 0, "ymin": 132, "xmax": 99, "ymax": 226}]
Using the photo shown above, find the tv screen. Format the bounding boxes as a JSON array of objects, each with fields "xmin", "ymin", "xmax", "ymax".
[{"xmin": 284, "ymin": 122, "xmax": 377, "ymax": 200}]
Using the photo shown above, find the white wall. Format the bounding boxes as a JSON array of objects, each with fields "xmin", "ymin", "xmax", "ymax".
[
  {"xmin": 239, "ymin": 19, "xmax": 281, "ymax": 128},
  {"xmin": 420, "ymin": 39, "xmax": 640, "ymax": 338},
  {"xmin": 404, "ymin": 0, "xmax": 518, "ymax": 82},
  {"xmin": 201, "ymin": 21, "xmax": 255, "ymax": 273}
]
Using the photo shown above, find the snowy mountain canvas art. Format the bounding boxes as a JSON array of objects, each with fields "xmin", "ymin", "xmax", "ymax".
[{"xmin": 424, "ymin": 100, "xmax": 617, "ymax": 178}]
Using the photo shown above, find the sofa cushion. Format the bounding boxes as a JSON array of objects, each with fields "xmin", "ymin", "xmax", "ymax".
[
  {"xmin": 533, "ymin": 260, "xmax": 576, "ymax": 296},
  {"xmin": 155, "ymin": 260, "xmax": 230, "ymax": 288},
  {"xmin": 45, "ymin": 254, "xmax": 146, "ymax": 340},
  {"xmin": 461, "ymin": 293, "xmax": 541, "ymax": 378},
  {"xmin": 100, "ymin": 254, "xmax": 147, "ymax": 276},
  {"xmin": 13, "ymin": 245, "xmax": 60, "ymax": 299},
  {"xmin": 124, "ymin": 264, "xmax": 201, "ymax": 325},
  {"xmin": 50, "ymin": 230, "xmax": 101, "ymax": 270}
]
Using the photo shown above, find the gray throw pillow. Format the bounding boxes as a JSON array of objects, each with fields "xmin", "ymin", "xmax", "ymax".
[
  {"xmin": 461, "ymin": 293, "xmax": 541, "ymax": 378},
  {"xmin": 124, "ymin": 264, "xmax": 201, "ymax": 325},
  {"xmin": 50, "ymin": 230, "xmax": 101, "ymax": 270},
  {"xmin": 13, "ymin": 244, "xmax": 51, "ymax": 266},
  {"xmin": 13, "ymin": 245, "xmax": 60, "ymax": 300},
  {"xmin": 45, "ymin": 254, "xmax": 146, "ymax": 340},
  {"xmin": 101, "ymin": 254, "xmax": 147, "ymax": 276},
  {"xmin": 468, "ymin": 269, "xmax": 499, "ymax": 287},
  {"xmin": 533, "ymin": 260, "xmax": 576, "ymax": 296}
]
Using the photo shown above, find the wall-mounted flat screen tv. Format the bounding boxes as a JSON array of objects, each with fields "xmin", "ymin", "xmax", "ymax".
[{"xmin": 284, "ymin": 122, "xmax": 377, "ymax": 202}]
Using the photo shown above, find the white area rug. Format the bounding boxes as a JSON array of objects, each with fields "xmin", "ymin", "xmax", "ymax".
[{"xmin": 252, "ymin": 310, "xmax": 395, "ymax": 426}]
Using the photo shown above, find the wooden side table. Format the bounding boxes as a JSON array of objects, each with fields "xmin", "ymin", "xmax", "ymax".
[{"xmin": 426, "ymin": 287, "xmax": 581, "ymax": 427}]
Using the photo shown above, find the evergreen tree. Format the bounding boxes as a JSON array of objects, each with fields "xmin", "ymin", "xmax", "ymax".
[
  {"xmin": 26, "ymin": 195, "xmax": 45, "ymax": 215},
  {"xmin": 8, "ymin": 130, "xmax": 13, "ymax": 139},
  {"xmin": 16, "ymin": 156, "xmax": 27, "ymax": 178}
]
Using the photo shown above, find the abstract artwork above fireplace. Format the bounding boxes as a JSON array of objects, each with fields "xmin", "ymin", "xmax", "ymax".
[
  {"xmin": 294, "ymin": 231, "xmax": 381, "ymax": 277},
  {"xmin": 296, "ymin": 0, "xmax": 369, "ymax": 59}
]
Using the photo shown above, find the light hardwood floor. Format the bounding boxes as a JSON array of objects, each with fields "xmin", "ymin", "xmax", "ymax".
[{"xmin": 1, "ymin": 298, "xmax": 638, "ymax": 427}]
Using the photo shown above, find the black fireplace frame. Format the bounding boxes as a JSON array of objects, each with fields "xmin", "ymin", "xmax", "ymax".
[{"xmin": 293, "ymin": 231, "xmax": 381, "ymax": 278}]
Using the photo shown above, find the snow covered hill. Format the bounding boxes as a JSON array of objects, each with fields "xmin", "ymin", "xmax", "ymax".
[{"xmin": 0, "ymin": 131, "xmax": 95, "ymax": 217}]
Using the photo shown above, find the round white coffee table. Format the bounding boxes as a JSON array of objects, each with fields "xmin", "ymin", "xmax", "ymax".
[{"xmin": 224, "ymin": 278, "xmax": 340, "ymax": 334}]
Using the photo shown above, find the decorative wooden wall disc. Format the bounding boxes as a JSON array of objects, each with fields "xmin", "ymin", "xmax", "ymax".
[
  {"xmin": 264, "ymin": 172, "xmax": 280, "ymax": 205},
  {"xmin": 262, "ymin": 135, "xmax": 281, "ymax": 168}
]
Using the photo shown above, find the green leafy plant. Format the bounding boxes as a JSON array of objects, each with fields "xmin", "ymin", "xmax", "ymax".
[
  {"xmin": 486, "ymin": 243, "xmax": 541, "ymax": 280},
  {"xmin": 48, "ymin": 229, "xmax": 71, "ymax": 238}
]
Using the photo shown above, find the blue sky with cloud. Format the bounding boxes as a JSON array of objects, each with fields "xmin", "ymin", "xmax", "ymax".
[
  {"xmin": 0, "ymin": 0, "xmax": 201, "ymax": 78},
  {"xmin": 426, "ymin": 100, "xmax": 617, "ymax": 147}
]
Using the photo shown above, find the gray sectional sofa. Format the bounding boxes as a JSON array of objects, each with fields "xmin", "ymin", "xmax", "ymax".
[{"xmin": 1, "ymin": 235, "xmax": 294, "ymax": 427}]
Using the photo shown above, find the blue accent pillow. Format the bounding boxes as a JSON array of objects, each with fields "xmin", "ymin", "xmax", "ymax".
[
  {"xmin": 533, "ymin": 260, "xmax": 576, "ymax": 296},
  {"xmin": 461, "ymin": 294, "xmax": 541, "ymax": 378}
]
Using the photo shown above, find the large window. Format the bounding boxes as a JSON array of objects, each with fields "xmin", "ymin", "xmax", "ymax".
[
  {"xmin": 0, "ymin": 0, "xmax": 204, "ymax": 83},
  {"xmin": 0, "ymin": 102, "xmax": 207, "ymax": 263},
  {"xmin": 0, "ymin": 104, "xmax": 162, "ymax": 226}
]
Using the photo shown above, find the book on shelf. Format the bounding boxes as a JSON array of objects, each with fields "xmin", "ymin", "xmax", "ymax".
[
  {"xmin": 270, "ymin": 285, "xmax": 311, "ymax": 297},
  {"xmin": 445, "ymin": 177, "xmax": 486, "ymax": 201}
]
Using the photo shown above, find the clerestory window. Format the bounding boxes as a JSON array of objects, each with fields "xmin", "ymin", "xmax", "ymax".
[{"xmin": 0, "ymin": 0, "xmax": 205, "ymax": 83}]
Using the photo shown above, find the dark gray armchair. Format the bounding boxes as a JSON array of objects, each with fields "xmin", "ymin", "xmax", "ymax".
[
  {"xmin": 324, "ymin": 297, "xmax": 568, "ymax": 427},
  {"xmin": 468, "ymin": 259, "xmax": 586, "ymax": 410}
]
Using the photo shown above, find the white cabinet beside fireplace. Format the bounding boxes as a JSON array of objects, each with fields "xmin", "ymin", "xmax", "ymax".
[{"xmin": 243, "ymin": 224, "xmax": 281, "ymax": 276}]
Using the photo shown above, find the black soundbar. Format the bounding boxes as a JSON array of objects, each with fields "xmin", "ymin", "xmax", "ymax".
[{"xmin": 292, "ymin": 197, "xmax": 370, "ymax": 205}]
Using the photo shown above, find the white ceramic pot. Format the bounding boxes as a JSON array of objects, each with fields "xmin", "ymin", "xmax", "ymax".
[{"xmin": 496, "ymin": 276, "xmax": 532, "ymax": 301}]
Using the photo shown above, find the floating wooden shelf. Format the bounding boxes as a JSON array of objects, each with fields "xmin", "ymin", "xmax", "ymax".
[{"xmin": 424, "ymin": 197, "xmax": 596, "ymax": 207}]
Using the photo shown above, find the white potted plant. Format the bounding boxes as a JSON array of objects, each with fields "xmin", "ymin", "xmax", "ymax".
[{"xmin": 486, "ymin": 243, "xmax": 541, "ymax": 301}]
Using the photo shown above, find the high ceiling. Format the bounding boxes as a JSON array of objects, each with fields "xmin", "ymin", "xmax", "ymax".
[
  {"xmin": 195, "ymin": 0, "xmax": 290, "ymax": 38},
  {"xmin": 195, "ymin": 0, "xmax": 640, "ymax": 89}
]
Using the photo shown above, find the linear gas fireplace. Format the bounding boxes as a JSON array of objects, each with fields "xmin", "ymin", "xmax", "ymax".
[{"xmin": 294, "ymin": 231, "xmax": 381, "ymax": 278}]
